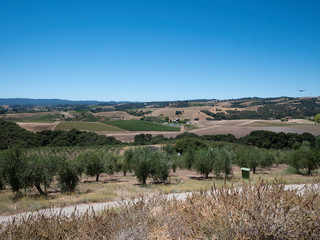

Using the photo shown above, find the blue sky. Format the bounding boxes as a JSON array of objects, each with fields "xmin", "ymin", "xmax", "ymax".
[{"xmin": 1, "ymin": 0, "xmax": 319, "ymax": 101}]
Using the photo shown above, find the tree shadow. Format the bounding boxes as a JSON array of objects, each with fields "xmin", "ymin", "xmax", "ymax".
[{"xmin": 189, "ymin": 176, "xmax": 214, "ymax": 181}]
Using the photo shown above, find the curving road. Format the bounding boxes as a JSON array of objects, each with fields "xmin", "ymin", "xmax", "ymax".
[{"xmin": 0, "ymin": 183, "xmax": 317, "ymax": 225}]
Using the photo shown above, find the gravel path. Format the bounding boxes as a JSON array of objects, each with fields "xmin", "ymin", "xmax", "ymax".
[{"xmin": 0, "ymin": 183, "xmax": 316, "ymax": 225}]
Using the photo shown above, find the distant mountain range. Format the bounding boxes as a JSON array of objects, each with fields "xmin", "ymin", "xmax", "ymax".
[
  {"xmin": 0, "ymin": 98, "xmax": 131, "ymax": 106},
  {"xmin": 0, "ymin": 98, "xmax": 216, "ymax": 106}
]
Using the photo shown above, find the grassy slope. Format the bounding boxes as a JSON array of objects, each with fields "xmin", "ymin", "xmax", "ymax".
[
  {"xmin": 106, "ymin": 120, "xmax": 180, "ymax": 131},
  {"xmin": 10, "ymin": 113, "xmax": 61, "ymax": 123},
  {"xmin": 55, "ymin": 122, "xmax": 123, "ymax": 132}
]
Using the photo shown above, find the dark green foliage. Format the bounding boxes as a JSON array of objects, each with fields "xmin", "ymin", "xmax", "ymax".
[
  {"xmin": 127, "ymin": 110, "xmax": 152, "ymax": 116},
  {"xmin": 171, "ymin": 155, "xmax": 179, "ymax": 172},
  {"xmin": 77, "ymin": 152, "xmax": 105, "ymax": 182},
  {"xmin": 316, "ymin": 136, "xmax": 320, "ymax": 149},
  {"xmin": 57, "ymin": 160, "xmax": 82, "ymax": 192},
  {"xmin": 132, "ymin": 148, "xmax": 153, "ymax": 184},
  {"xmin": 217, "ymin": 145, "xmax": 234, "ymax": 178},
  {"xmin": 132, "ymin": 147, "xmax": 171, "ymax": 184},
  {"xmin": 134, "ymin": 133, "xmax": 153, "ymax": 145},
  {"xmin": 161, "ymin": 143, "xmax": 176, "ymax": 156},
  {"xmin": 175, "ymin": 132, "xmax": 199, "ymax": 139},
  {"xmin": 202, "ymin": 134, "xmax": 236, "ymax": 142},
  {"xmin": 193, "ymin": 148, "xmax": 217, "ymax": 178},
  {"xmin": 175, "ymin": 138, "xmax": 206, "ymax": 154},
  {"xmin": 0, "ymin": 119, "xmax": 37, "ymax": 150},
  {"xmin": 201, "ymin": 110, "xmax": 226, "ymax": 120},
  {"xmin": 235, "ymin": 147, "xmax": 262, "ymax": 174},
  {"xmin": 1, "ymin": 148, "xmax": 62, "ymax": 194},
  {"xmin": 24, "ymin": 154, "xmax": 62, "ymax": 194},
  {"xmin": 182, "ymin": 151, "xmax": 196, "ymax": 170},
  {"xmin": 0, "ymin": 119, "xmax": 121, "ymax": 150},
  {"xmin": 122, "ymin": 149, "xmax": 134, "ymax": 176},
  {"xmin": 150, "ymin": 152, "xmax": 170, "ymax": 182},
  {"xmin": 1, "ymin": 148, "xmax": 26, "ymax": 192},
  {"xmin": 0, "ymin": 152, "xmax": 7, "ymax": 190},
  {"xmin": 240, "ymin": 130, "xmax": 316, "ymax": 149},
  {"xmin": 260, "ymin": 151, "xmax": 275, "ymax": 169},
  {"xmin": 104, "ymin": 153, "xmax": 120, "ymax": 175},
  {"xmin": 288, "ymin": 142, "xmax": 319, "ymax": 175}
]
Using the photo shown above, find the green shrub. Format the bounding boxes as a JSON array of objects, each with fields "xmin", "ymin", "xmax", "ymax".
[
  {"xmin": 77, "ymin": 151, "xmax": 105, "ymax": 182},
  {"xmin": 216, "ymin": 145, "xmax": 234, "ymax": 178},
  {"xmin": 132, "ymin": 147, "xmax": 171, "ymax": 184},
  {"xmin": 123, "ymin": 148, "xmax": 134, "ymax": 176},
  {"xmin": 194, "ymin": 148, "xmax": 217, "ymax": 178},
  {"xmin": 57, "ymin": 160, "xmax": 82, "ymax": 192},
  {"xmin": 289, "ymin": 141, "xmax": 319, "ymax": 175},
  {"xmin": 24, "ymin": 154, "xmax": 62, "ymax": 195},
  {"xmin": 174, "ymin": 138, "xmax": 206, "ymax": 154},
  {"xmin": 2, "ymin": 147, "xmax": 26, "ymax": 193}
]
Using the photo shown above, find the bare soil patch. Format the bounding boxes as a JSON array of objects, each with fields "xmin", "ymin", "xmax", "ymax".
[{"xmin": 17, "ymin": 122, "xmax": 57, "ymax": 132}]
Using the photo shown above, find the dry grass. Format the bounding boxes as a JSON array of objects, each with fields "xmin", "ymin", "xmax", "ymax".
[{"xmin": 1, "ymin": 181, "xmax": 320, "ymax": 239}]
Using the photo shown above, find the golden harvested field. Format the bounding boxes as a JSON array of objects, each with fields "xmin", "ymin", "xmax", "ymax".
[
  {"xmin": 17, "ymin": 122, "xmax": 57, "ymax": 132},
  {"xmin": 143, "ymin": 106, "xmax": 211, "ymax": 121},
  {"xmin": 93, "ymin": 111, "xmax": 140, "ymax": 120},
  {"xmin": 0, "ymin": 112, "xmax": 61, "ymax": 122},
  {"xmin": 191, "ymin": 119, "xmax": 320, "ymax": 138}
]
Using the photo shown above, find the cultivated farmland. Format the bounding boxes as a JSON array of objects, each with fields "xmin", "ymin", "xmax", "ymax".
[
  {"xmin": 55, "ymin": 122, "xmax": 123, "ymax": 132},
  {"xmin": 106, "ymin": 120, "xmax": 180, "ymax": 131}
]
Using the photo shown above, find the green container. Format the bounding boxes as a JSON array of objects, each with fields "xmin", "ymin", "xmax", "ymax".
[{"xmin": 241, "ymin": 167, "xmax": 250, "ymax": 179}]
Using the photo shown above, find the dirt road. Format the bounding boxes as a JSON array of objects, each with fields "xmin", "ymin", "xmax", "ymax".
[{"xmin": 0, "ymin": 183, "xmax": 316, "ymax": 225}]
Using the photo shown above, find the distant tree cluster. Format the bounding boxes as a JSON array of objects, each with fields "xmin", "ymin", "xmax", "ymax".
[
  {"xmin": 239, "ymin": 130, "xmax": 316, "ymax": 149},
  {"xmin": 0, "ymin": 119, "xmax": 121, "ymax": 150}
]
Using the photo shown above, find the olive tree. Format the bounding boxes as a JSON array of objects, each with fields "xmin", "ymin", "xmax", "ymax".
[
  {"xmin": 57, "ymin": 160, "xmax": 82, "ymax": 192},
  {"xmin": 216, "ymin": 145, "xmax": 234, "ymax": 178},
  {"xmin": 77, "ymin": 151, "xmax": 105, "ymax": 182},
  {"xmin": 289, "ymin": 141, "xmax": 319, "ymax": 175},
  {"xmin": 193, "ymin": 148, "xmax": 217, "ymax": 178}
]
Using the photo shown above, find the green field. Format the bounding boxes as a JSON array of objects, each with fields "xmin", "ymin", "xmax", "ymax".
[
  {"xmin": 12, "ymin": 113, "xmax": 61, "ymax": 123},
  {"xmin": 55, "ymin": 122, "xmax": 123, "ymax": 132},
  {"xmin": 106, "ymin": 120, "xmax": 180, "ymax": 131}
]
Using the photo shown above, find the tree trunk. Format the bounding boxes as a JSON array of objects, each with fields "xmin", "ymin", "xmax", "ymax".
[
  {"xmin": 205, "ymin": 173, "xmax": 209, "ymax": 179},
  {"xmin": 35, "ymin": 184, "xmax": 46, "ymax": 195},
  {"xmin": 308, "ymin": 167, "xmax": 311, "ymax": 176},
  {"xmin": 96, "ymin": 174, "xmax": 100, "ymax": 182},
  {"xmin": 253, "ymin": 167, "xmax": 256, "ymax": 174}
]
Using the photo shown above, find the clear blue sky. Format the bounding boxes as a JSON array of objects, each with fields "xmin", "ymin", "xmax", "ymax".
[{"xmin": 1, "ymin": 0, "xmax": 319, "ymax": 101}]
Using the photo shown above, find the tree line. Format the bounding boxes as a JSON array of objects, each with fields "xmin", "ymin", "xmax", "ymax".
[
  {"xmin": 0, "ymin": 119, "xmax": 121, "ymax": 150},
  {"xmin": 1, "ymin": 119, "xmax": 319, "ymax": 151},
  {"xmin": 1, "ymin": 137, "xmax": 319, "ymax": 196}
]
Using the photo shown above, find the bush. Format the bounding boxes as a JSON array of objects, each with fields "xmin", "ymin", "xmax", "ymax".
[
  {"xmin": 24, "ymin": 154, "xmax": 61, "ymax": 195},
  {"xmin": 57, "ymin": 160, "xmax": 82, "ymax": 192},
  {"xmin": 122, "ymin": 148, "xmax": 134, "ymax": 176},
  {"xmin": 150, "ymin": 151, "xmax": 170, "ymax": 182},
  {"xmin": 182, "ymin": 150, "xmax": 196, "ymax": 170},
  {"xmin": 260, "ymin": 151, "xmax": 275, "ymax": 169},
  {"xmin": 1, "ymin": 147, "xmax": 27, "ymax": 193},
  {"xmin": 77, "ymin": 151, "xmax": 105, "ymax": 182},
  {"xmin": 289, "ymin": 142, "xmax": 319, "ymax": 175},
  {"xmin": 216, "ymin": 145, "xmax": 234, "ymax": 178},
  {"xmin": 193, "ymin": 148, "xmax": 217, "ymax": 178},
  {"xmin": 235, "ymin": 147, "xmax": 261, "ymax": 174},
  {"xmin": 0, "ymin": 152, "xmax": 7, "ymax": 190},
  {"xmin": 174, "ymin": 138, "xmax": 206, "ymax": 154},
  {"xmin": 132, "ymin": 147, "xmax": 171, "ymax": 184},
  {"xmin": 104, "ymin": 153, "xmax": 120, "ymax": 175}
]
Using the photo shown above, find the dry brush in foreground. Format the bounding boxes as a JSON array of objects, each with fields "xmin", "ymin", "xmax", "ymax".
[{"xmin": 1, "ymin": 182, "xmax": 320, "ymax": 239}]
